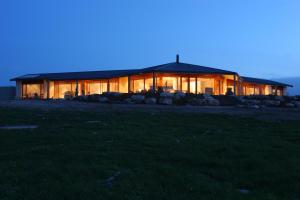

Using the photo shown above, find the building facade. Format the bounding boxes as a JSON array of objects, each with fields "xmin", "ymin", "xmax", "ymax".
[{"xmin": 11, "ymin": 56, "xmax": 292, "ymax": 99}]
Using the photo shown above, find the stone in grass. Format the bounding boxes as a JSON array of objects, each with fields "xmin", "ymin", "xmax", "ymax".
[
  {"xmin": 285, "ymin": 103, "xmax": 295, "ymax": 108},
  {"xmin": 159, "ymin": 97, "xmax": 173, "ymax": 105},
  {"xmin": 145, "ymin": 97, "xmax": 157, "ymax": 104},
  {"xmin": 238, "ymin": 188, "xmax": 250, "ymax": 194},
  {"xmin": 131, "ymin": 95, "xmax": 145, "ymax": 104},
  {"xmin": 99, "ymin": 97, "xmax": 109, "ymax": 103},
  {"xmin": 123, "ymin": 98, "xmax": 133, "ymax": 104}
]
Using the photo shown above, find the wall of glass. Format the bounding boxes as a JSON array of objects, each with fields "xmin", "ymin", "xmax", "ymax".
[{"xmin": 22, "ymin": 83, "xmax": 43, "ymax": 98}]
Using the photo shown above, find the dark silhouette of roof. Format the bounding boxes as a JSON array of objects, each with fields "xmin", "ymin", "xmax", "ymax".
[
  {"xmin": 141, "ymin": 62, "xmax": 237, "ymax": 75},
  {"xmin": 10, "ymin": 69, "xmax": 141, "ymax": 81},
  {"xmin": 10, "ymin": 61, "xmax": 292, "ymax": 87},
  {"xmin": 10, "ymin": 62, "xmax": 237, "ymax": 81},
  {"xmin": 241, "ymin": 76, "xmax": 293, "ymax": 87}
]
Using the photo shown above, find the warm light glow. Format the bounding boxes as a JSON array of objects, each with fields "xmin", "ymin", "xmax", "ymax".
[
  {"xmin": 197, "ymin": 78, "xmax": 214, "ymax": 94},
  {"xmin": 22, "ymin": 83, "xmax": 42, "ymax": 98},
  {"xmin": 109, "ymin": 79, "xmax": 118, "ymax": 92},
  {"xmin": 119, "ymin": 77, "xmax": 128, "ymax": 93}
]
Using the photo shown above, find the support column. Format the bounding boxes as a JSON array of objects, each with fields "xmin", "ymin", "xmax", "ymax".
[
  {"xmin": 107, "ymin": 80, "xmax": 110, "ymax": 92},
  {"xmin": 43, "ymin": 80, "xmax": 49, "ymax": 99},
  {"xmin": 152, "ymin": 72, "xmax": 156, "ymax": 92},
  {"xmin": 233, "ymin": 75, "xmax": 236, "ymax": 95},
  {"xmin": 128, "ymin": 76, "xmax": 131, "ymax": 93},
  {"xmin": 187, "ymin": 77, "xmax": 190, "ymax": 93},
  {"xmin": 195, "ymin": 77, "xmax": 198, "ymax": 94},
  {"xmin": 180, "ymin": 77, "xmax": 182, "ymax": 92},
  {"xmin": 75, "ymin": 81, "xmax": 79, "ymax": 97},
  {"xmin": 219, "ymin": 80, "xmax": 221, "ymax": 95}
]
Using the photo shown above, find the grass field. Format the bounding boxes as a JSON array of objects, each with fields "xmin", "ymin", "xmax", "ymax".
[{"xmin": 0, "ymin": 107, "xmax": 300, "ymax": 200}]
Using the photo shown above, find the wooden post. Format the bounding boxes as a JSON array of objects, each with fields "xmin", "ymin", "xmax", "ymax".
[
  {"xmin": 195, "ymin": 77, "xmax": 198, "ymax": 94},
  {"xmin": 180, "ymin": 77, "xmax": 182, "ymax": 92},
  {"xmin": 152, "ymin": 72, "xmax": 156, "ymax": 92},
  {"xmin": 188, "ymin": 77, "xmax": 190, "ymax": 93},
  {"xmin": 233, "ymin": 75, "xmax": 236, "ymax": 95},
  {"xmin": 219, "ymin": 80, "xmax": 221, "ymax": 95},
  {"xmin": 107, "ymin": 79, "xmax": 110, "ymax": 92},
  {"xmin": 75, "ymin": 80, "xmax": 79, "ymax": 97},
  {"xmin": 128, "ymin": 76, "xmax": 131, "ymax": 93}
]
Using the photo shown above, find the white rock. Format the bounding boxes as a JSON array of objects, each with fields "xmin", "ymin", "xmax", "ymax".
[
  {"xmin": 159, "ymin": 97, "xmax": 173, "ymax": 105},
  {"xmin": 131, "ymin": 95, "xmax": 145, "ymax": 103},
  {"xmin": 145, "ymin": 97, "xmax": 157, "ymax": 104},
  {"xmin": 262, "ymin": 100, "xmax": 281, "ymax": 107},
  {"xmin": 99, "ymin": 97, "xmax": 109, "ymax": 103},
  {"xmin": 285, "ymin": 103, "xmax": 295, "ymax": 108},
  {"xmin": 160, "ymin": 92, "xmax": 174, "ymax": 98}
]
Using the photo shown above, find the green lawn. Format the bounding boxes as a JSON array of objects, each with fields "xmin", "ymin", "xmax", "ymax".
[{"xmin": 0, "ymin": 107, "xmax": 299, "ymax": 200}]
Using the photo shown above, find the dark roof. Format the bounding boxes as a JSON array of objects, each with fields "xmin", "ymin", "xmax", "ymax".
[
  {"xmin": 11, "ymin": 62, "xmax": 237, "ymax": 81},
  {"xmin": 241, "ymin": 76, "xmax": 293, "ymax": 87},
  {"xmin": 10, "ymin": 62, "xmax": 292, "ymax": 88},
  {"xmin": 141, "ymin": 62, "xmax": 237, "ymax": 75},
  {"xmin": 10, "ymin": 69, "xmax": 142, "ymax": 81}
]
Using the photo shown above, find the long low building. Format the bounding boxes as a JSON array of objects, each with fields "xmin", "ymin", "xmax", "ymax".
[{"xmin": 11, "ymin": 56, "xmax": 292, "ymax": 99}]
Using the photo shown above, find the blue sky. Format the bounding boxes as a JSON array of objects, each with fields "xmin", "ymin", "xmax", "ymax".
[{"xmin": 1, "ymin": 0, "xmax": 300, "ymax": 86}]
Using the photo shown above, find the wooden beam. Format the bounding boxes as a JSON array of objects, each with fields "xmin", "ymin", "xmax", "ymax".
[
  {"xmin": 233, "ymin": 75, "xmax": 236, "ymax": 95},
  {"xmin": 187, "ymin": 77, "xmax": 190, "ymax": 93},
  {"xmin": 128, "ymin": 76, "xmax": 131, "ymax": 93},
  {"xmin": 195, "ymin": 77, "xmax": 198, "ymax": 94},
  {"xmin": 219, "ymin": 79, "xmax": 221, "ymax": 95},
  {"xmin": 152, "ymin": 72, "xmax": 156, "ymax": 92},
  {"xmin": 107, "ymin": 79, "xmax": 110, "ymax": 92}
]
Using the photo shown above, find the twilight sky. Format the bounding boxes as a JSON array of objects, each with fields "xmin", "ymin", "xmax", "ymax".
[{"xmin": 1, "ymin": 0, "xmax": 300, "ymax": 86}]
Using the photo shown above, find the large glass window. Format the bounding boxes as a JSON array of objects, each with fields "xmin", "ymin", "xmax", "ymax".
[
  {"xmin": 132, "ymin": 79, "xmax": 144, "ymax": 92},
  {"xmin": 197, "ymin": 78, "xmax": 214, "ymax": 94},
  {"xmin": 181, "ymin": 77, "xmax": 189, "ymax": 92},
  {"xmin": 52, "ymin": 81, "xmax": 79, "ymax": 98},
  {"xmin": 87, "ymin": 82, "xmax": 107, "ymax": 94},
  {"xmin": 22, "ymin": 83, "xmax": 43, "ymax": 98},
  {"xmin": 190, "ymin": 78, "xmax": 196, "ymax": 93},
  {"xmin": 161, "ymin": 77, "xmax": 180, "ymax": 92},
  {"xmin": 145, "ymin": 78, "xmax": 153, "ymax": 91},
  {"xmin": 119, "ymin": 77, "xmax": 128, "ymax": 93},
  {"xmin": 109, "ymin": 79, "xmax": 118, "ymax": 92}
]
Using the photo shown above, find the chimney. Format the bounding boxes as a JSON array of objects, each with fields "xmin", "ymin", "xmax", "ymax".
[{"xmin": 176, "ymin": 54, "xmax": 179, "ymax": 63}]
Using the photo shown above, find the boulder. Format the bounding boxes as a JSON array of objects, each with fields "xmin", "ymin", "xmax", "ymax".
[
  {"xmin": 248, "ymin": 105, "xmax": 260, "ymax": 109},
  {"xmin": 160, "ymin": 92, "xmax": 174, "ymax": 98},
  {"xmin": 174, "ymin": 92, "xmax": 186, "ymax": 100},
  {"xmin": 159, "ymin": 97, "xmax": 173, "ymax": 105},
  {"xmin": 292, "ymin": 101, "xmax": 300, "ymax": 108},
  {"xmin": 285, "ymin": 103, "xmax": 295, "ymax": 108},
  {"xmin": 262, "ymin": 100, "xmax": 281, "ymax": 107},
  {"xmin": 88, "ymin": 94, "xmax": 101, "ymax": 102},
  {"xmin": 123, "ymin": 98, "xmax": 133, "ymax": 104},
  {"xmin": 274, "ymin": 96, "xmax": 284, "ymax": 101},
  {"xmin": 99, "ymin": 97, "xmax": 109, "ymax": 103},
  {"xmin": 244, "ymin": 99, "xmax": 261, "ymax": 106},
  {"xmin": 207, "ymin": 99, "xmax": 220, "ymax": 106},
  {"xmin": 189, "ymin": 98, "xmax": 206, "ymax": 106},
  {"xmin": 145, "ymin": 97, "xmax": 157, "ymax": 104},
  {"xmin": 131, "ymin": 95, "xmax": 145, "ymax": 104},
  {"xmin": 236, "ymin": 104, "xmax": 245, "ymax": 108}
]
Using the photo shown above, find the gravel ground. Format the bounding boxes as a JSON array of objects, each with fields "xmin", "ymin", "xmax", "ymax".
[{"xmin": 1, "ymin": 100, "xmax": 300, "ymax": 121}]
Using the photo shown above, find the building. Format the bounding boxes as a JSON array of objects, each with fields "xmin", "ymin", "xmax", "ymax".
[{"xmin": 11, "ymin": 55, "xmax": 292, "ymax": 99}]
